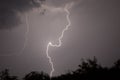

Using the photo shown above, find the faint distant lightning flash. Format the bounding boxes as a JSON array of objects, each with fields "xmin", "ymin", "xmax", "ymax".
[
  {"xmin": 21, "ymin": 14, "xmax": 30, "ymax": 53},
  {"xmin": 46, "ymin": 3, "xmax": 74, "ymax": 77}
]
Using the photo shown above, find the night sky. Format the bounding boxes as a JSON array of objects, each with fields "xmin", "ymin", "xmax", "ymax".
[{"xmin": 0, "ymin": 0, "xmax": 120, "ymax": 77}]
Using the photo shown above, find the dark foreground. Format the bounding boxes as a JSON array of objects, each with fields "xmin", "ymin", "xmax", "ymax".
[{"xmin": 0, "ymin": 57, "xmax": 120, "ymax": 80}]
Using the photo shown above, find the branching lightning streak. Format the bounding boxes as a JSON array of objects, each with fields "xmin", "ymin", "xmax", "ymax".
[
  {"xmin": 46, "ymin": 6, "xmax": 71, "ymax": 77},
  {"xmin": 20, "ymin": 14, "xmax": 30, "ymax": 54},
  {"xmin": 0, "ymin": 14, "xmax": 29, "ymax": 56},
  {"xmin": 11, "ymin": 14, "xmax": 30, "ymax": 56}
]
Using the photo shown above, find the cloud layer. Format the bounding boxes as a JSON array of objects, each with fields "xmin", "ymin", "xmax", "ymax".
[{"xmin": 0, "ymin": 0, "xmax": 45, "ymax": 30}]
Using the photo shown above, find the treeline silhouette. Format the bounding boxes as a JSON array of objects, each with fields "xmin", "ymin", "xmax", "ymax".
[{"xmin": 0, "ymin": 57, "xmax": 120, "ymax": 80}]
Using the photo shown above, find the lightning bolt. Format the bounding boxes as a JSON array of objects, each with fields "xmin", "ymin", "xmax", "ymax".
[
  {"xmin": 46, "ymin": 5, "xmax": 71, "ymax": 77},
  {"xmin": 0, "ymin": 14, "xmax": 29, "ymax": 56},
  {"xmin": 20, "ymin": 14, "xmax": 30, "ymax": 54}
]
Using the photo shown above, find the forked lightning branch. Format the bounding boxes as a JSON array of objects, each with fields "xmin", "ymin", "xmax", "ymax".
[{"xmin": 46, "ymin": 3, "xmax": 72, "ymax": 77}]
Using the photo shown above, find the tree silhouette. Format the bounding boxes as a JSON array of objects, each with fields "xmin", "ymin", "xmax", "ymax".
[
  {"xmin": 51, "ymin": 57, "xmax": 120, "ymax": 80},
  {"xmin": 1, "ymin": 57, "xmax": 120, "ymax": 80},
  {"xmin": 110, "ymin": 59, "xmax": 120, "ymax": 80},
  {"xmin": 23, "ymin": 71, "xmax": 50, "ymax": 80},
  {"xmin": 0, "ymin": 69, "xmax": 18, "ymax": 80},
  {"xmin": 113, "ymin": 59, "xmax": 120, "ymax": 69}
]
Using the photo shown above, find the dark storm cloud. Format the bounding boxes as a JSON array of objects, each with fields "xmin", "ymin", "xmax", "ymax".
[{"xmin": 0, "ymin": 0, "xmax": 45, "ymax": 30}]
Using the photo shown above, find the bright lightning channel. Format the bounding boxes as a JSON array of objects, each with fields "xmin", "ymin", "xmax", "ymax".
[{"xmin": 46, "ymin": 6, "xmax": 71, "ymax": 77}]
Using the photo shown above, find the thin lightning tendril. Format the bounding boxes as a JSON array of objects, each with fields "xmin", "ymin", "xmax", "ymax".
[
  {"xmin": 13, "ymin": 14, "xmax": 30, "ymax": 56},
  {"xmin": 0, "ymin": 14, "xmax": 29, "ymax": 56},
  {"xmin": 46, "ymin": 7, "xmax": 71, "ymax": 77},
  {"xmin": 20, "ymin": 14, "xmax": 30, "ymax": 54}
]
